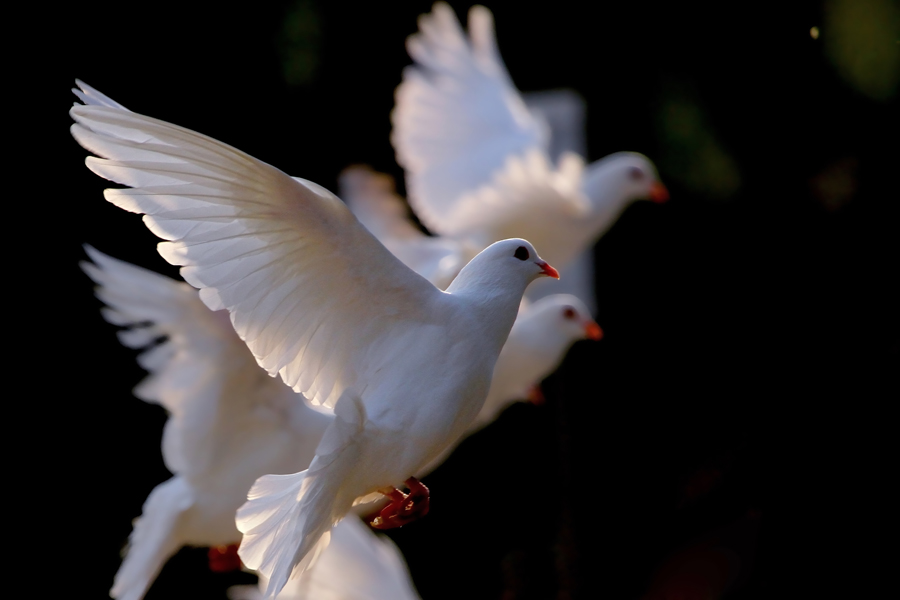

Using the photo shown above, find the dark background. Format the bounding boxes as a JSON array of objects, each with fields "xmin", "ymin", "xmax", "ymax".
[{"xmin": 23, "ymin": 0, "xmax": 897, "ymax": 598}]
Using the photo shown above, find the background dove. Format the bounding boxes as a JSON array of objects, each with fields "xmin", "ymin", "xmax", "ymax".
[
  {"xmin": 70, "ymin": 87, "xmax": 559, "ymax": 596},
  {"xmin": 419, "ymin": 292, "xmax": 602, "ymax": 476},
  {"xmin": 81, "ymin": 246, "xmax": 333, "ymax": 600},
  {"xmin": 392, "ymin": 3, "xmax": 668, "ymax": 310}
]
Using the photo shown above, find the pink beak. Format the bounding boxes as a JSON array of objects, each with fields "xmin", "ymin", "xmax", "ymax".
[
  {"xmin": 649, "ymin": 181, "xmax": 670, "ymax": 203},
  {"xmin": 584, "ymin": 321, "xmax": 603, "ymax": 341},
  {"xmin": 536, "ymin": 260, "xmax": 560, "ymax": 279}
]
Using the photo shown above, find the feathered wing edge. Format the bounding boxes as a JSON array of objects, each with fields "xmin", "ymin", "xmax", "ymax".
[
  {"xmin": 70, "ymin": 91, "xmax": 439, "ymax": 411},
  {"xmin": 80, "ymin": 245, "xmax": 205, "ymax": 408}
]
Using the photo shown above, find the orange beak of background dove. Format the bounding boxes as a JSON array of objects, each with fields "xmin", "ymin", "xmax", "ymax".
[
  {"xmin": 584, "ymin": 321, "xmax": 603, "ymax": 341},
  {"xmin": 536, "ymin": 260, "xmax": 560, "ymax": 279},
  {"xmin": 649, "ymin": 181, "xmax": 670, "ymax": 203}
]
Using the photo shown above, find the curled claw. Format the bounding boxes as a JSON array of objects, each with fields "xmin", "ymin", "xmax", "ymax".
[{"xmin": 368, "ymin": 477, "xmax": 431, "ymax": 530}]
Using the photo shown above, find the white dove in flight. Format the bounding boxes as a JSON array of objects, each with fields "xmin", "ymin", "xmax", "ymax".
[
  {"xmin": 70, "ymin": 81, "xmax": 559, "ymax": 598},
  {"xmin": 392, "ymin": 3, "xmax": 668, "ymax": 308},
  {"xmin": 76, "ymin": 84, "xmax": 419, "ymax": 600}
]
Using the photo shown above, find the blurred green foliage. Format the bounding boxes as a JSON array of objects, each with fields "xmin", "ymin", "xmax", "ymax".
[
  {"xmin": 824, "ymin": 0, "xmax": 900, "ymax": 101},
  {"xmin": 656, "ymin": 85, "xmax": 741, "ymax": 201},
  {"xmin": 278, "ymin": 0, "xmax": 321, "ymax": 86}
]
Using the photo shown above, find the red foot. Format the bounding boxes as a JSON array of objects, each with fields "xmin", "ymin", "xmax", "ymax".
[
  {"xmin": 208, "ymin": 544, "xmax": 242, "ymax": 572},
  {"xmin": 368, "ymin": 477, "xmax": 430, "ymax": 530},
  {"xmin": 527, "ymin": 385, "xmax": 545, "ymax": 405}
]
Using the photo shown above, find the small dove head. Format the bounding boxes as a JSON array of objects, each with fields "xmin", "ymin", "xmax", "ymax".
[
  {"xmin": 528, "ymin": 294, "xmax": 603, "ymax": 345},
  {"xmin": 612, "ymin": 152, "xmax": 670, "ymax": 203}
]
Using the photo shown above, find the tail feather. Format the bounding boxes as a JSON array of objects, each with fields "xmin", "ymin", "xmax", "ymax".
[
  {"xmin": 110, "ymin": 477, "xmax": 193, "ymax": 600},
  {"xmin": 236, "ymin": 470, "xmax": 337, "ymax": 599},
  {"xmin": 237, "ymin": 393, "xmax": 366, "ymax": 598}
]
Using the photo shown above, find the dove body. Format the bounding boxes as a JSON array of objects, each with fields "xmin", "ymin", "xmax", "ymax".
[{"xmin": 70, "ymin": 83, "xmax": 557, "ymax": 597}]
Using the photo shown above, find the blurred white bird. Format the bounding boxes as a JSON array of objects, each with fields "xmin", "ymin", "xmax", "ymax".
[
  {"xmin": 81, "ymin": 246, "xmax": 333, "ymax": 600},
  {"xmin": 392, "ymin": 3, "xmax": 668, "ymax": 309},
  {"xmin": 477, "ymin": 294, "xmax": 601, "ymax": 428},
  {"xmin": 71, "ymin": 83, "xmax": 558, "ymax": 598},
  {"xmin": 419, "ymin": 292, "xmax": 602, "ymax": 475}
]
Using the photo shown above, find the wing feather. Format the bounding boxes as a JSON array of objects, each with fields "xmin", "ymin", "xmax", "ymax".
[
  {"xmin": 72, "ymin": 101, "xmax": 440, "ymax": 409},
  {"xmin": 391, "ymin": 3, "xmax": 548, "ymax": 235}
]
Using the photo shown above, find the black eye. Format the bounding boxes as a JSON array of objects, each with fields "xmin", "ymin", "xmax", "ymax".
[
  {"xmin": 562, "ymin": 307, "xmax": 577, "ymax": 320},
  {"xmin": 628, "ymin": 166, "xmax": 644, "ymax": 181},
  {"xmin": 514, "ymin": 246, "xmax": 529, "ymax": 261}
]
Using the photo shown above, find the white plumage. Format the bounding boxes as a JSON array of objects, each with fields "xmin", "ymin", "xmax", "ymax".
[
  {"xmin": 392, "ymin": 3, "xmax": 668, "ymax": 309},
  {"xmin": 419, "ymin": 293, "xmax": 600, "ymax": 475},
  {"xmin": 340, "ymin": 166, "xmax": 602, "ymax": 474},
  {"xmin": 86, "ymin": 246, "xmax": 424, "ymax": 600},
  {"xmin": 478, "ymin": 294, "xmax": 600, "ymax": 430},
  {"xmin": 341, "ymin": 165, "xmax": 601, "ymax": 424},
  {"xmin": 71, "ymin": 82, "xmax": 558, "ymax": 597},
  {"xmin": 339, "ymin": 166, "xmax": 476, "ymax": 291},
  {"xmin": 82, "ymin": 246, "xmax": 332, "ymax": 600},
  {"xmin": 230, "ymin": 517, "xmax": 421, "ymax": 600}
]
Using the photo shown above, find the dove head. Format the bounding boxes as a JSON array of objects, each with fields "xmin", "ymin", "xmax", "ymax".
[
  {"xmin": 585, "ymin": 152, "xmax": 669, "ymax": 208},
  {"xmin": 446, "ymin": 239, "xmax": 558, "ymax": 299},
  {"xmin": 519, "ymin": 294, "xmax": 603, "ymax": 350}
]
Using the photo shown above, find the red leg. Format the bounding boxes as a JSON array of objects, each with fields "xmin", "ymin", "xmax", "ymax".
[
  {"xmin": 208, "ymin": 544, "xmax": 242, "ymax": 572},
  {"xmin": 367, "ymin": 477, "xmax": 431, "ymax": 530},
  {"xmin": 527, "ymin": 385, "xmax": 545, "ymax": 405}
]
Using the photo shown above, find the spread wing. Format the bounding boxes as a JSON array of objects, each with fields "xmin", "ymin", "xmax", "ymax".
[
  {"xmin": 391, "ymin": 2, "xmax": 548, "ymax": 236},
  {"xmin": 81, "ymin": 246, "xmax": 318, "ymax": 479},
  {"xmin": 71, "ymin": 94, "xmax": 440, "ymax": 410}
]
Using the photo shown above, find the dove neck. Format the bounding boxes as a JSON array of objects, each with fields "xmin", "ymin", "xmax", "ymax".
[
  {"xmin": 583, "ymin": 165, "xmax": 632, "ymax": 216},
  {"xmin": 446, "ymin": 269, "xmax": 527, "ymax": 345},
  {"xmin": 582, "ymin": 151, "xmax": 654, "ymax": 217}
]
